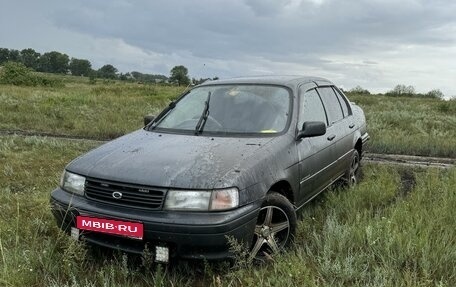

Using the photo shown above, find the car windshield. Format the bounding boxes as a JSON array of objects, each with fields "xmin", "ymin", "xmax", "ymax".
[{"xmin": 154, "ymin": 84, "xmax": 291, "ymax": 135}]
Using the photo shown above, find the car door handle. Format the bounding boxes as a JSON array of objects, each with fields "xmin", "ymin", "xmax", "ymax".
[
  {"xmin": 327, "ymin": 134, "xmax": 336, "ymax": 141},
  {"xmin": 349, "ymin": 123, "xmax": 355, "ymax": 129}
]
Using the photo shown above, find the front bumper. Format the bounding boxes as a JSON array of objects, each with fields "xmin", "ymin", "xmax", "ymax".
[{"xmin": 50, "ymin": 188, "xmax": 260, "ymax": 260}]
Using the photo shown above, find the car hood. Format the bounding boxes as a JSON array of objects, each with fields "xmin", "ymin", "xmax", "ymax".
[{"xmin": 67, "ymin": 129, "xmax": 274, "ymax": 190}]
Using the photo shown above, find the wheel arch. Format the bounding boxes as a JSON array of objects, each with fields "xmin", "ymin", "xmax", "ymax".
[
  {"xmin": 268, "ymin": 180, "xmax": 295, "ymax": 205},
  {"xmin": 352, "ymin": 129, "xmax": 363, "ymax": 157},
  {"xmin": 355, "ymin": 137, "xmax": 363, "ymax": 158}
]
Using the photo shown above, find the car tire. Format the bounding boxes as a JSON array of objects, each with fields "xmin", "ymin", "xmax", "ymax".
[
  {"xmin": 249, "ymin": 192, "xmax": 297, "ymax": 262},
  {"xmin": 343, "ymin": 149, "xmax": 361, "ymax": 187}
]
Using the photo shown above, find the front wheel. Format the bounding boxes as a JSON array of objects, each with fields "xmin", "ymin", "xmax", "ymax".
[{"xmin": 249, "ymin": 192, "xmax": 297, "ymax": 262}]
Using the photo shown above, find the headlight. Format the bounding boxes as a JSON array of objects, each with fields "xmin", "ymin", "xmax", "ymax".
[
  {"xmin": 164, "ymin": 188, "xmax": 239, "ymax": 211},
  {"xmin": 210, "ymin": 188, "xmax": 239, "ymax": 210},
  {"xmin": 60, "ymin": 170, "xmax": 86, "ymax": 196}
]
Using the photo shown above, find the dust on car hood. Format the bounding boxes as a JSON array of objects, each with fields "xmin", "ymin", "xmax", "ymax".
[{"xmin": 67, "ymin": 129, "xmax": 273, "ymax": 190}]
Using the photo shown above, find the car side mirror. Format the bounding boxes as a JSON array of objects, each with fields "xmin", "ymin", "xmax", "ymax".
[
  {"xmin": 144, "ymin": 115, "xmax": 155, "ymax": 126},
  {"xmin": 297, "ymin": 121, "xmax": 326, "ymax": 140}
]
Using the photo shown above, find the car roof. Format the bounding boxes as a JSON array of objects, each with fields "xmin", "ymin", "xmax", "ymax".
[{"xmin": 198, "ymin": 75, "xmax": 333, "ymax": 89}]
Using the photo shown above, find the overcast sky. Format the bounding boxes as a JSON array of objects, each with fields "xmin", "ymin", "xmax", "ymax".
[{"xmin": 1, "ymin": 0, "xmax": 455, "ymax": 96}]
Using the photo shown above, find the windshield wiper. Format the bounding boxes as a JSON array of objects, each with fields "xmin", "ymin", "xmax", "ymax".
[{"xmin": 195, "ymin": 91, "xmax": 211, "ymax": 135}]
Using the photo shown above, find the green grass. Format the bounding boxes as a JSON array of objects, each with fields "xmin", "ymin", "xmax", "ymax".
[
  {"xmin": 348, "ymin": 93, "xmax": 456, "ymax": 157},
  {"xmin": 0, "ymin": 135, "xmax": 454, "ymax": 286},
  {"xmin": 0, "ymin": 81, "xmax": 182, "ymax": 139}
]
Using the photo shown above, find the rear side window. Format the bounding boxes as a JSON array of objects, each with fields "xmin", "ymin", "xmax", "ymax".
[
  {"xmin": 333, "ymin": 88, "xmax": 351, "ymax": 117},
  {"xmin": 317, "ymin": 87, "xmax": 343, "ymax": 125},
  {"xmin": 298, "ymin": 88, "xmax": 327, "ymax": 128}
]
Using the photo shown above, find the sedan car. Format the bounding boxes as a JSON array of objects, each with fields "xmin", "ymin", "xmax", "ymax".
[{"xmin": 50, "ymin": 76, "xmax": 369, "ymax": 263}]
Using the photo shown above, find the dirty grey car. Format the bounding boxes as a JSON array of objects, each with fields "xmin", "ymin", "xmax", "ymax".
[{"xmin": 50, "ymin": 76, "xmax": 369, "ymax": 263}]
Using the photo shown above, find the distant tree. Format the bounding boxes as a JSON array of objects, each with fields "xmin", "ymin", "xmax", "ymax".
[
  {"xmin": 88, "ymin": 70, "xmax": 97, "ymax": 84},
  {"xmin": 131, "ymin": 71, "xmax": 168, "ymax": 83},
  {"xmin": 169, "ymin": 65, "xmax": 190, "ymax": 86},
  {"xmin": 212, "ymin": 76, "xmax": 219, "ymax": 81},
  {"xmin": 387, "ymin": 84, "xmax": 415, "ymax": 96},
  {"xmin": 38, "ymin": 51, "xmax": 69, "ymax": 73},
  {"xmin": 131, "ymin": 71, "xmax": 142, "ymax": 80},
  {"xmin": 69, "ymin": 58, "xmax": 92, "ymax": 76},
  {"xmin": 97, "ymin": 64, "xmax": 118, "ymax": 79},
  {"xmin": 0, "ymin": 48, "xmax": 9, "ymax": 64},
  {"xmin": 8, "ymin": 49, "xmax": 21, "ymax": 62},
  {"xmin": 0, "ymin": 48, "xmax": 22, "ymax": 64},
  {"xmin": 20, "ymin": 48, "xmax": 41, "ymax": 70},
  {"xmin": 119, "ymin": 72, "xmax": 129, "ymax": 81},
  {"xmin": 349, "ymin": 85, "xmax": 370, "ymax": 94},
  {"xmin": 425, "ymin": 89, "xmax": 444, "ymax": 99},
  {"xmin": 155, "ymin": 74, "xmax": 168, "ymax": 82}
]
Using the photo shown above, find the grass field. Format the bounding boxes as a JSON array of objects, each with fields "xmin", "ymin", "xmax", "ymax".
[
  {"xmin": 1, "ymin": 76, "xmax": 455, "ymax": 156},
  {"xmin": 0, "ymin": 80, "xmax": 182, "ymax": 139},
  {"xmin": 0, "ymin": 75, "xmax": 455, "ymax": 286},
  {"xmin": 0, "ymin": 135, "xmax": 454, "ymax": 286},
  {"xmin": 348, "ymin": 93, "xmax": 456, "ymax": 157}
]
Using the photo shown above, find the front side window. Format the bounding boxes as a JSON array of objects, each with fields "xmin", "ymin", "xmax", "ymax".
[
  {"xmin": 298, "ymin": 88, "xmax": 327, "ymax": 128},
  {"xmin": 154, "ymin": 85, "xmax": 291, "ymax": 135},
  {"xmin": 317, "ymin": 87, "xmax": 344, "ymax": 125}
]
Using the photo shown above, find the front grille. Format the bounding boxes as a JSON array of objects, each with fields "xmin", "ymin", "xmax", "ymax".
[{"xmin": 85, "ymin": 178, "xmax": 166, "ymax": 210}]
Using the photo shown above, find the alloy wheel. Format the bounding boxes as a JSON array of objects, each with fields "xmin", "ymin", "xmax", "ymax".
[
  {"xmin": 249, "ymin": 205, "xmax": 290, "ymax": 261},
  {"xmin": 349, "ymin": 152, "xmax": 360, "ymax": 186}
]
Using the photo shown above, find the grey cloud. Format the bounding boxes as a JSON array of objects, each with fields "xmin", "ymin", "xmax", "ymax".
[
  {"xmin": 51, "ymin": 0, "xmax": 456, "ymax": 63},
  {"xmin": 244, "ymin": 0, "xmax": 292, "ymax": 16}
]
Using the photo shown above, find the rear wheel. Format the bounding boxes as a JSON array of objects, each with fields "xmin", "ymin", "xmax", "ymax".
[
  {"xmin": 344, "ymin": 149, "xmax": 360, "ymax": 187},
  {"xmin": 249, "ymin": 192, "xmax": 296, "ymax": 262}
]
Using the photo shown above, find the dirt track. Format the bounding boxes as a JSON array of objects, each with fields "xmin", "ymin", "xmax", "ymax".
[
  {"xmin": 1, "ymin": 129, "xmax": 455, "ymax": 169},
  {"xmin": 364, "ymin": 153, "xmax": 455, "ymax": 169}
]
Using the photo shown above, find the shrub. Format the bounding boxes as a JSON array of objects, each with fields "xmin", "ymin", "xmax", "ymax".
[
  {"xmin": 437, "ymin": 99, "xmax": 456, "ymax": 113},
  {"xmin": 0, "ymin": 61, "xmax": 36, "ymax": 85},
  {"xmin": 349, "ymin": 85, "xmax": 371, "ymax": 95},
  {"xmin": 385, "ymin": 84, "xmax": 416, "ymax": 97},
  {"xmin": 0, "ymin": 61, "xmax": 62, "ymax": 87},
  {"xmin": 89, "ymin": 73, "xmax": 97, "ymax": 85},
  {"xmin": 424, "ymin": 89, "xmax": 444, "ymax": 99}
]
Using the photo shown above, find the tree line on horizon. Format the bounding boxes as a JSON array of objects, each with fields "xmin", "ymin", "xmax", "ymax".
[
  {"xmin": 0, "ymin": 47, "xmax": 182, "ymax": 84},
  {"xmin": 2, "ymin": 47, "xmax": 445, "ymax": 96},
  {"xmin": 347, "ymin": 85, "xmax": 446, "ymax": 99},
  {"xmin": 0, "ymin": 47, "xmax": 220, "ymax": 86}
]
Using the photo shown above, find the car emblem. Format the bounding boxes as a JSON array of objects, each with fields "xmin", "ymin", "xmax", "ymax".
[
  {"xmin": 112, "ymin": 191, "xmax": 122, "ymax": 199},
  {"xmin": 138, "ymin": 189, "xmax": 149, "ymax": 193}
]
